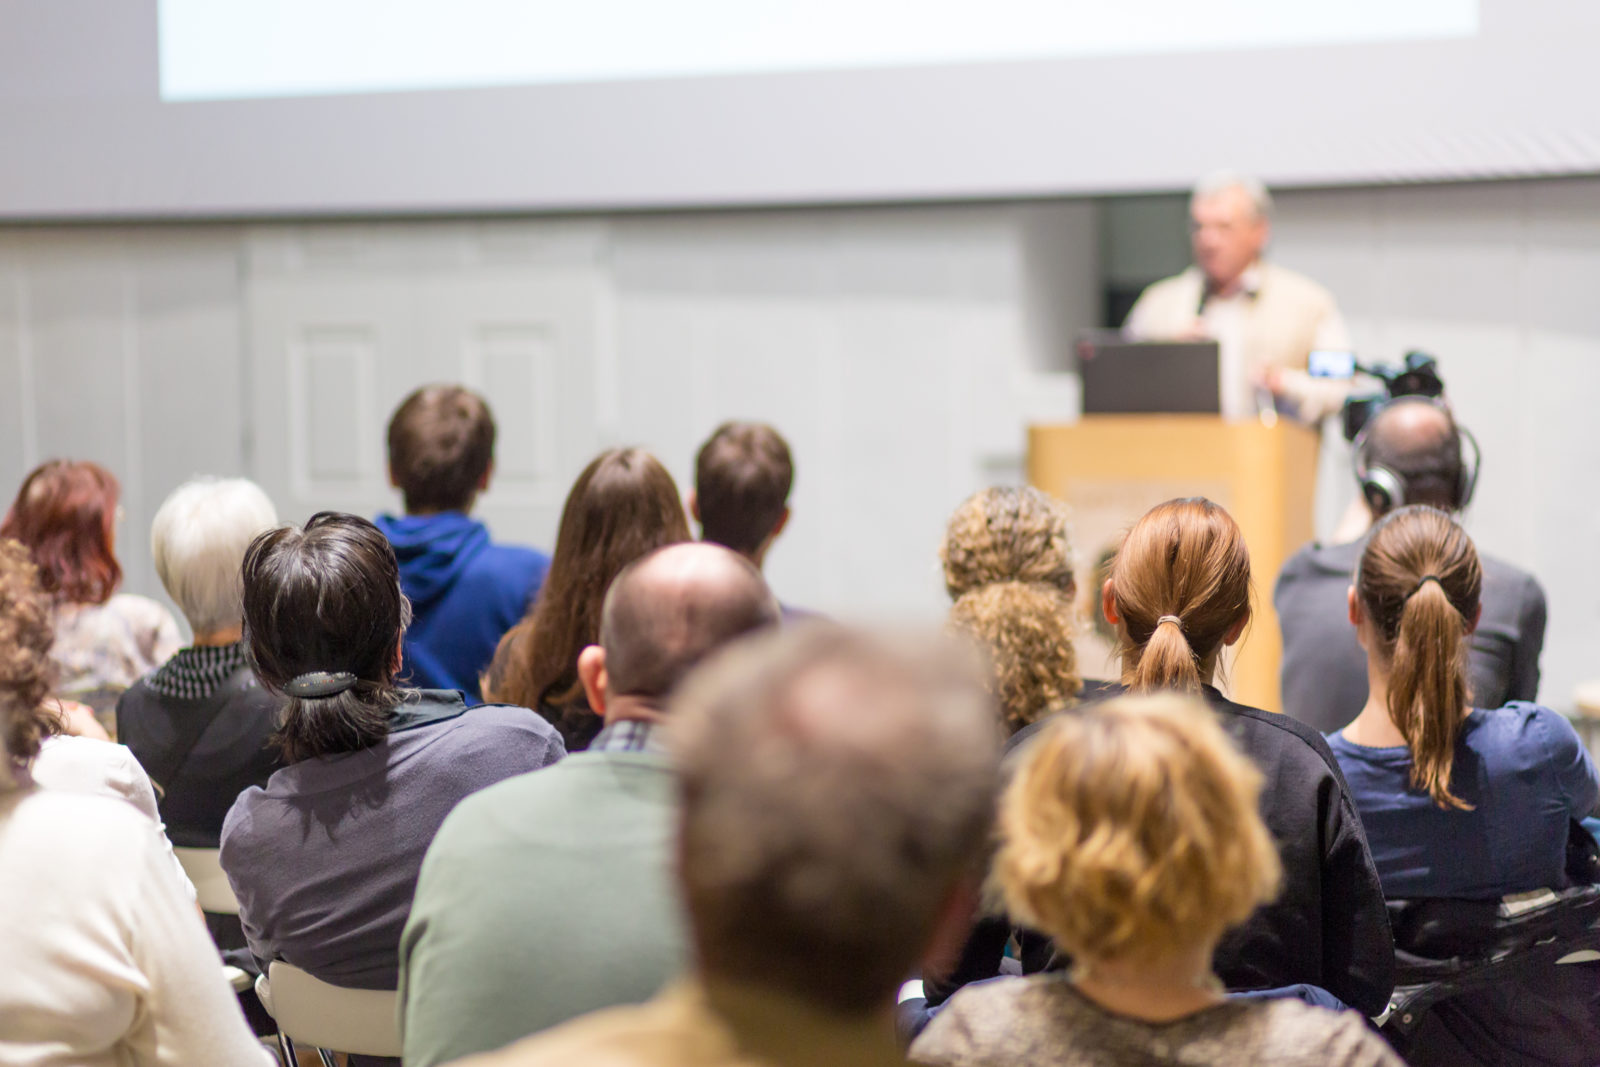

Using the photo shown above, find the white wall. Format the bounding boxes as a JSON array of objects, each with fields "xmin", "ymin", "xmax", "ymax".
[{"xmin": 1, "ymin": 178, "xmax": 1595, "ymax": 708}]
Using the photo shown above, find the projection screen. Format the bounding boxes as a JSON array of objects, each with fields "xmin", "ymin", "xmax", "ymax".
[{"xmin": 1, "ymin": 0, "xmax": 1595, "ymax": 219}]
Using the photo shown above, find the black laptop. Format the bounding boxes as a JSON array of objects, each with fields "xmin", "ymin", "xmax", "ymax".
[{"xmin": 1077, "ymin": 334, "xmax": 1220, "ymax": 415}]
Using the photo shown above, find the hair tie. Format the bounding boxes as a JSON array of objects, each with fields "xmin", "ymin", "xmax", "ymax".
[
  {"xmin": 1155, "ymin": 615, "xmax": 1184, "ymax": 631},
  {"xmin": 1408, "ymin": 575, "xmax": 1443, "ymax": 598},
  {"xmin": 283, "ymin": 671, "xmax": 358, "ymax": 698}
]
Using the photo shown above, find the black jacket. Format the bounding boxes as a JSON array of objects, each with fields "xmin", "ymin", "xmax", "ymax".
[{"xmin": 932, "ymin": 684, "xmax": 1396, "ymax": 1017}]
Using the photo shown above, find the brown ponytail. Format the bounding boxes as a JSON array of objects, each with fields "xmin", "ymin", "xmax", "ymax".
[
  {"xmin": 1108, "ymin": 498, "xmax": 1252, "ymax": 696},
  {"xmin": 1356, "ymin": 505, "xmax": 1481, "ymax": 809}
]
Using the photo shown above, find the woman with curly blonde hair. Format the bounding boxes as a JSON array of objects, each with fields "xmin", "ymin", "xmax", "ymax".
[
  {"xmin": 940, "ymin": 487, "xmax": 1094, "ymax": 735},
  {"xmin": 912, "ymin": 694, "xmax": 1402, "ymax": 1067}
]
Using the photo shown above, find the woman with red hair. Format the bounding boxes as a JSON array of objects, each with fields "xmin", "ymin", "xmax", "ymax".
[{"xmin": 1, "ymin": 461, "xmax": 179, "ymax": 735}]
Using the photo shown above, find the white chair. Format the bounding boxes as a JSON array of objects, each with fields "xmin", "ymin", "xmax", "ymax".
[
  {"xmin": 173, "ymin": 846, "xmax": 240, "ymax": 914},
  {"xmin": 256, "ymin": 961, "xmax": 401, "ymax": 1065},
  {"xmin": 172, "ymin": 847, "xmax": 252, "ymax": 993}
]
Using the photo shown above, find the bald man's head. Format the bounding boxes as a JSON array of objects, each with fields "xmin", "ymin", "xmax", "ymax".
[
  {"xmin": 598, "ymin": 543, "xmax": 780, "ymax": 703},
  {"xmin": 1364, "ymin": 397, "xmax": 1465, "ymax": 513}
]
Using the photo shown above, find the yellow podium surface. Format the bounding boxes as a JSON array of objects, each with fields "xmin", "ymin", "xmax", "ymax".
[{"xmin": 1028, "ymin": 416, "xmax": 1319, "ymax": 713}]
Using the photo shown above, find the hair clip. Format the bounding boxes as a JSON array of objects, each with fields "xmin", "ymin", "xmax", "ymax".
[{"xmin": 283, "ymin": 671, "xmax": 358, "ymax": 698}]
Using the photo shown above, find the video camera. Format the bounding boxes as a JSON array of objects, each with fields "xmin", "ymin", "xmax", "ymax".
[{"xmin": 1338, "ymin": 350, "xmax": 1445, "ymax": 443}]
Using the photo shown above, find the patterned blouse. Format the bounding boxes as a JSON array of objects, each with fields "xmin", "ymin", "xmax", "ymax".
[{"xmin": 50, "ymin": 594, "xmax": 182, "ymax": 737}]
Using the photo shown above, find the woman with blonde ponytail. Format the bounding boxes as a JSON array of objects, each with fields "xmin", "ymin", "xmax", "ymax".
[
  {"xmin": 1099, "ymin": 498, "xmax": 1394, "ymax": 1016},
  {"xmin": 1331, "ymin": 505, "xmax": 1598, "ymax": 900}
]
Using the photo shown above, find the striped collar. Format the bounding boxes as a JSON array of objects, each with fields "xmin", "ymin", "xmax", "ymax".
[{"xmin": 143, "ymin": 642, "xmax": 251, "ymax": 701}]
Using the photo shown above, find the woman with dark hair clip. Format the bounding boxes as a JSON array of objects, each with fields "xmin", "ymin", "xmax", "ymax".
[
  {"xmin": 2, "ymin": 460, "xmax": 181, "ymax": 734},
  {"xmin": 219, "ymin": 513, "xmax": 564, "ymax": 1011},
  {"xmin": 1097, "ymin": 498, "xmax": 1394, "ymax": 1017},
  {"xmin": 485, "ymin": 448, "xmax": 690, "ymax": 751},
  {"xmin": 1332, "ymin": 503, "xmax": 1598, "ymax": 894}
]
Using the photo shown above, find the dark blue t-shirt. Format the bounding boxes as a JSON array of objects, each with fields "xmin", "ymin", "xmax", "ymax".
[
  {"xmin": 375, "ymin": 513, "xmax": 550, "ymax": 701},
  {"xmin": 1328, "ymin": 702, "xmax": 1600, "ymax": 900}
]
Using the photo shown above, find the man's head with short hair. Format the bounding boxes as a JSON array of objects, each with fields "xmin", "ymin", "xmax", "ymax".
[
  {"xmin": 669, "ymin": 625, "xmax": 1001, "ymax": 1015},
  {"xmin": 577, "ymin": 543, "xmax": 779, "ymax": 721},
  {"xmin": 1360, "ymin": 397, "xmax": 1466, "ymax": 515},
  {"xmin": 691, "ymin": 422, "xmax": 794, "ymax": 565},
  {"xmin": 386, "ymin": 385, "xmax": 496, "ymax": 514},
  {"xmin": 151, "ymin": 477, "xmax": 278, "ymax": 639},
  {"xmin": 1189, "ymin": 170, "xmax": 1272, "ymax": 294}
]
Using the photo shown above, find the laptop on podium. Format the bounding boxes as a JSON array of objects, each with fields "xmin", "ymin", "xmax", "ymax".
[{"xmin": 1077, "ymin": 333, "xmax": 1220, "ymax": 415}]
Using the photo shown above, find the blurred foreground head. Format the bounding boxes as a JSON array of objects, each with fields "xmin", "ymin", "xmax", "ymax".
[
  {"xmin": 669, "ymin": 624, "xmax": 1001, "ymax": 1014},
  {"xmin": 997, "ymin": 692, "xmax": 1281, "ymax": 966}
]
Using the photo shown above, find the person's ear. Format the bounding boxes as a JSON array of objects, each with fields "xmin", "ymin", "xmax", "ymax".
[
  {"xmin": 476, "ymin": 460, "xmax": 494, "ymax": 494},
  {"xmin": 1468, "ymin": 601, "xmax": 1483, "ymax": 636},
  {"xmin": 918, "ymin": 877, "xmax": 982, "ymax": 984},
  {"xmin": 1100, "ymin": 579, "xmax": 1120, "ymax": 627},
  {"xmin": 577, "ymin": 645, "xmax": 609, "ymax": 718},
  {"xmin": 387, "ymin": 463, "xmax": 401, "ymax": 490},
  {"xmin": 1222, "ymin": 610, "xmax": 1249, "ymax": 648},
  {"xmin": 1347, "ymin": 585, "xmax": 1361, "ymax": 628},
  {"xmin": 687, "ymin": 490, "xmax": 701, "ymax": 525},
  {"xmin": 770, "ymin": 506, "xmax": 790, "ymax": 540},
  {"xmin": 391, "ymin": 635, "xmax": 405, "ymax": 679}
]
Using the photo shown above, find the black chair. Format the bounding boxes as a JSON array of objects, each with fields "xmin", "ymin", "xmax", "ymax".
[{"xmin": 1378, "ymin": 874, "xmax": 1600, "ymax": 1066}]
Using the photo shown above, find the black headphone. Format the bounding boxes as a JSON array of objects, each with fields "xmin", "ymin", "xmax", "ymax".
[{"xmin": 1351, "ymin": 396, "xmax": 1481, "ymax": 515}]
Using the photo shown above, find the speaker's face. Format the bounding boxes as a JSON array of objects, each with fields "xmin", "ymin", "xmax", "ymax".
[{"xmin": 1190, "ymin": 187, "xmax": 1268, "ymax": 293}]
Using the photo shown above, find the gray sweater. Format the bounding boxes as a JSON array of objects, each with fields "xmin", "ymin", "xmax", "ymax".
[
  {"xmin": 220, "ymin": 691, "xmax": 565, "ymax": 990},
  {"xmin": 1274, "ymin": 539, "xmax": 1546, "ymax": 734},
  {"xmin": 911, "ymin": 975, "xmax": 1402, "ymax": 1067}
]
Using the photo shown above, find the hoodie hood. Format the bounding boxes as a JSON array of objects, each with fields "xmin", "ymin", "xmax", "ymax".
[{"xmin": 374, "ymin": 512, "xmax": 491, "ymax": 611}]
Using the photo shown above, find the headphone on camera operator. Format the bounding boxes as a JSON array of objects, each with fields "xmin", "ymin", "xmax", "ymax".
[{"xmin": 1344, "ymin": 352, "xmax": 1481, "ymax": 516}]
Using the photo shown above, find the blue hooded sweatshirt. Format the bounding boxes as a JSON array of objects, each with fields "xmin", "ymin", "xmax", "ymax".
[{"xmin": 374, "ymin": 512, "xmax": 550, "ymax": 702}]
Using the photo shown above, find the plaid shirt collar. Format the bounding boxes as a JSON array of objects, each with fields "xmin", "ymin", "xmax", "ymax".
[{"xmin": 589, "ymin": 718, "xmax": 668, "ymax": 755}]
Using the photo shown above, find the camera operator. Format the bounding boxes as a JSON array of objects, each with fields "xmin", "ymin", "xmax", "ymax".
[{"xmin": 1274, "ymin": 379, "xmax": 1547, "ymax": 734}]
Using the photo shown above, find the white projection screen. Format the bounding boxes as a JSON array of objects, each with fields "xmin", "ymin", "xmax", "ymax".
[{"xmin": 2, "ymin": 0, "xmax": 1597, "ymax": 218}]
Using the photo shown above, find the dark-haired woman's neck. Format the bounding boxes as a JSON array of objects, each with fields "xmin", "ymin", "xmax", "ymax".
[{"xmin": 1341, "ymin": 666, "xmax": 1410, "ymax": 748}]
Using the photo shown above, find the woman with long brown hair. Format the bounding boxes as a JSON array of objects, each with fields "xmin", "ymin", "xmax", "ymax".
[
  {"xmin": 1, "ymin": 460, "xmax": 181, "ymax": 734},
  {"xmin": 1098, "ymin": 497, "xmax": 1393, "ymax": 1017},
  {"xmin": 483, "ymin": 448, "xmax": 690, "ymax": 751},
  {"xmin": 1331, "ymin": 505, "xmax": 1598, "ymax": 898}
]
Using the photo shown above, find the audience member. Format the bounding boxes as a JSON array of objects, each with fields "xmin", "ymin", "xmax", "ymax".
[
  {"xmin": 1276, "ymin": 397, "xmax": 1546, "ymax": 733},
  {"xmin": 1332, "ymin": 504, "xmax": 1599, "ymax": 1061},
  {"xmin": 376, "ymin": 385, "xmax": 550, "ymax": 700},
  {"xmin": 1, "ymin": 460, "xmax": 180, "ymax": 734},
  {"xmin": 1330, "ymin": 505, "xmax": 1598, "ymax": 898},
  {"xmin": 453, "ymin": 624, "xmax": 1001, "ymax": 1067},
  {"xmin": 219, "ymin": 513, "xmax": 564, "ymax": 1004},
  {"xmin": 0, "ymin": 539, "xmax": 193, "ymax": 895},
  {"xmin": 691, "ymin": 422, "xmax": 805, "ymax": 615},
  {"xmin": 940, "ymin": 486, "xmax": 1100, "ymax": 737},
  {"xmin": 0, "ymin": 540, "xmax": 264, "ymax": 1066},
  {"xmin": 912, "ymin": 694, "xmax": 1402, "ymax": 1067},
  {"xmin": 485, "ymin": 447, "xmax": 690, "ymax": 751},
  {"xmin": 399, "ymin": 543, "xmax": 781, "ymax": 1067},
  {"xmin": 117, "ymin": 478, "xmax": 283, "ymax": 848},
  {"xmin": 1099, "ymin": 497, "xmax": 1393, "ymax": 1015}
]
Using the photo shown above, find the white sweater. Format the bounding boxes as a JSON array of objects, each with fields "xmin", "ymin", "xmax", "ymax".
[{"xmin": 0, "ymin": 786, "xmax": 271, "ymax": 1066}]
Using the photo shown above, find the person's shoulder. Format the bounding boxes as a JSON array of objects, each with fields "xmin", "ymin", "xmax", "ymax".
[
  {"xmin": 1470, "ymin": 701, "xmax": 1577, "ymax": 752},
  {"xmin": 6, "ymin": 787, "xmax": 155, "ymax": 871},
  {"xmin": 458, "ymin": 700, "xmax": 564, "ymax": 742},
  {"xmin": 1208, "ymin": 691, "xmax": 1348, "ymax": 774},
  {"xmin": 1479, "ymin": 553, "xmax": 1547, "ymax": 603},
  {"xmin": 447, "ymin": 996, "xmax": 693, "ymax": 1067},
  {"xmin": 1260, "ymin": 262, "xmax": 1339, "ymax": 306},
  {"xmin": 1276, "ymin": 539, "xmax": 1358, "ymax": 587},
  {"xmin": 913, "ymin": 975, "xmax": 1060, "ymax": 1060},
  {"xmin": 1251, "ymin": 999, "xmax": 1403, "ymax": 1065}
]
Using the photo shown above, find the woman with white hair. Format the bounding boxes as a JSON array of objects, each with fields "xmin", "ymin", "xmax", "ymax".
[{"xmin": 116, "ymin": 477, "xmax": 284, "ymax": 849}]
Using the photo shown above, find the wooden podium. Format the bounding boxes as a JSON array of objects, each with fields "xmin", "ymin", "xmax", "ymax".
[{"xmin": 1028, "ymin": 416, "xmax": 1318, "ymax": 712}]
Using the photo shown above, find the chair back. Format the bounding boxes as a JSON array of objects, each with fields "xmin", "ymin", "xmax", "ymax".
[
  {"xmin": 173, "ymin": 847, "xmax": 239, "ymax": 914},
  {"xmin": 256, "ymin": 962, "xmax": 402, "ymax": 1058}
]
